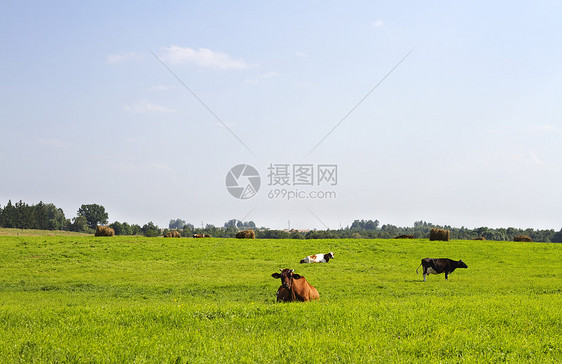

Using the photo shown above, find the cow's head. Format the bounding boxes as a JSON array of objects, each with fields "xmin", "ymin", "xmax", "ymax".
[
  {"xmin": 272, "ymin": 268, "xmax": 302, "ymax": 290},
  {"xmin": 327, "ymin": 252, "xmax": 334, "ymax": 259},
  {"xmin": 458, "ymin": 260, "xmax": 468, "ymax": 268}
]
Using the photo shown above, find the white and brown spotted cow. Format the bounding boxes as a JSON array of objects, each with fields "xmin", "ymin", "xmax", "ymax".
[{"xmin": 300, "ymin": 252, "xmax": 334, "ymax": 264}]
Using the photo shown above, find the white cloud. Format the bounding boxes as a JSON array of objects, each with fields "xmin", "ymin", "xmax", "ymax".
[
  {"xmin": 106, "ymin": 51, "xmax": 141, "ymax": 64},
  {"xmin": 373, "ymin": 19, "xmax": 385, "ymax": 28},
  {"xmin": 124, "ymin": 100, "xmax": 176, "ymax": 114},
  {"xmin": 161, "ymin": 45, "xmax": 255, "ymax": 69}
]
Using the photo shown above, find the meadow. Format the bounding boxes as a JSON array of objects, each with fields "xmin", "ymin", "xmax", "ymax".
[{"xmin": 0, "ymin": 235, "xmax": 560, "ymax": 363}]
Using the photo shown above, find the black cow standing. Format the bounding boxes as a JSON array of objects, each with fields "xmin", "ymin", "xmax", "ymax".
[{"xmin": 416, "ymin": 258, "xmax": 468, "ymax": 281}]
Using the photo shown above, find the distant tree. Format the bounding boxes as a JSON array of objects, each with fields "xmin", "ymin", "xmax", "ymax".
[
  {"xmin": 289, "ymin": 230, "xmax": 305, "ymax": 239},
  {"xmin": 305, "ymin": 230, "xmax": 321, "ymax": 239},
  {"xmin": 120, "ymin": 222, "xmax": 132, "ymax": 236},
  {"xmin": 350, "ymin": 220, "xmax": 363, "ymax": 230},
  {"xmin": 224, "ymin": 219, "xmax": 239, "ymax": 228},
  {"xmin": 365, "ymin": 220, "xmax": 379, "ymax": 230},
  {"xmin": 551, "ymin": 229, "xmax": 562, "ymax": 243},
  {"xmin": 77, "ymin": 204, "xmax": 108, "ymax": 229},
  {"xmin": 350, "ymin": 219, "xmax": 379, "ymax": 231},
  {"xmin": 1, "ymin": 200, "xmax": 16, "ymax": 228},
  {"xmin": 109, "ymin": 221, "xmax": 125, "ymax": 235},
  {"xmin": 34, "ymin": 202, "xmax": 49, "ymax": 230},
  {"xmin": 142, "ymin": 222, "xmax": 160, "ymax": 237},
  {"xmin": 169, "ymin": 219, "xmax": 186, "ymax": 230},
  {"xmin": 70, "ymin": 215, "xmax": 89, "ymax": 232},
  {"xmin": 44, "ymin": 203, "xmax": 66, "ymax": 230},
  {"xmin": 181, "ymin": 224, "xmax": 195, "ymax": 237},
  {"xmin": 130, "ymin": 224, "xmax": 142, "ymax": 235},
  {"xmin": 260, "ymin": 230, "xmax": 289, "ymax": 239},
  {"xmin": 225, "ymin": 226, "xmax": 238, "ymax": 237}
]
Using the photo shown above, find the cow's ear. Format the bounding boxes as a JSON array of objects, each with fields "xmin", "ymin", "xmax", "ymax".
[
  {"xmin": 292, "ymin": 274, "xmax": 302, "ymax": 280},
  {"xmin": 272, "ymin": 273, "xmax": 281, "ymax": 279}
]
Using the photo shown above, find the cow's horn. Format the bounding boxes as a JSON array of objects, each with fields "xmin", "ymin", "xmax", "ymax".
[
  {"xmin": 289, "ymin": 269, "xmax": 294, "ymax": 273},
  {"xmin": 279, "ymin": 268, "xmax": 283, "ymax": 272}
]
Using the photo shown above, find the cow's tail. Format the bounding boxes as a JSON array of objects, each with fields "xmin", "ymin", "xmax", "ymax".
[{"xmin": 416, "ymin": 263, "xmax": 422, "ymax": 274}]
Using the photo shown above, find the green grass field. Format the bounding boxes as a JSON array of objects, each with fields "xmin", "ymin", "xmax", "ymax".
[
  {"xmin": 0, "ymin": 235, "xmax": 560, "ymax": 363},
  {"xmin": 0, "ymin": 228, "xmax": 90, "ymax": 237}
]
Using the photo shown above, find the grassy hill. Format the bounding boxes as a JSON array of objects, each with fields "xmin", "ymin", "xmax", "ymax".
[{"xmin": 0, "ymin": 236, "xmax": 560, "ymax": 362}]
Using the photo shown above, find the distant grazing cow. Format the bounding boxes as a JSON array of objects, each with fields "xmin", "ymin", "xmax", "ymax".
[
  {"xmin": 271, "ymin": 269, "xmax": 319, "ymax": 302},
  {"xmin": 164, "ymin": 230, "xmax": 181, "ymax": 238},
  {"xmin": 300, "ymin": 252, "xmax": 334, "ymax": 264},
  {"xmin": 416, "ymin": 258, "xmax": 468, "ymax": 281},
  {"xmin": 193, "ymin": 234, "xmax": 210, "ymax": 238}
]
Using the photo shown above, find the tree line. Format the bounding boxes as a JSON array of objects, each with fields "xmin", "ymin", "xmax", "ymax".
[
  {"xmin": 1, "ymin": 200, "xmax": 561, "ymax": 242},
  {"xmin": 0, "ymin": 200, "xmax": 111, "ymax": 233}
]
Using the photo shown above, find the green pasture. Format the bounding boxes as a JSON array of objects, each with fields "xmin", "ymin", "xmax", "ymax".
[{"xmin": 0, "ymin": 236, "xmax": 560, "ymax": 363}]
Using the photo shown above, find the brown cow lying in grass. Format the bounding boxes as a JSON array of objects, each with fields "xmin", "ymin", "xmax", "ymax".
[{"xmin": 272, "ymin": 268, "xmax": 319, "ymax": 302}]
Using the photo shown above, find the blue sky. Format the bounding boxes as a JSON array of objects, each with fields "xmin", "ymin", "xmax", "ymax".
[{"xmin": 1, "ymin": 1, "xmax": 561, "ymax": 230}]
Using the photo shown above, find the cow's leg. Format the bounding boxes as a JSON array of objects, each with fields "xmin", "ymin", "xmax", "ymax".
[
  {"xmin": 445, "ymin": 272, "xmax": 449, "ymax": 281},
  {"xmin": 423, "ymin": 267, "xmax": 427, "ymax": 282}
]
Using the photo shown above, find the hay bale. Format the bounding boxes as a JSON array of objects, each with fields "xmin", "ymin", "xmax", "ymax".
[
  {"xmin": 514, "ymin": 235, "xmax": 533, "ymax": 242},
  {"xmin": 394, "ymin": 234, "xmax": 415, "ymax": 239},
  {"xmin": 472, "ymin": 237, "xmax": 486, "ymax": 240},
  {"xmin": 429, "ymin": 228, "xmax": 449, "ymax": 241},
  {"xmin": 164, "ymin": 230, "xmax": 181, "ymax": 238},
  {"xmin": 236, "ymin": 229, "xmax": 256, "ymax": 239},
  {"xmin": 95, "ymin": 225, "xmax": 115, "ymax": 237}
]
